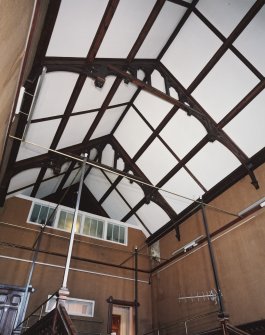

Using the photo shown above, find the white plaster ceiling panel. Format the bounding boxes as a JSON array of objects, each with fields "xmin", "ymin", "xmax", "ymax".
[
  {"xmin": 7, "ymin": 187, "xmax": 33, "ymax": 199},
  {"xmin": 32, "ymin": 72, "xmax": 79, "ymax": 120},
  {"xmin": 136, "ymin": 138, "xmax": 177, "ymax": 185},
  {"xmin": 84, "ymin": 168, "xmax": 110, "ymax": 201},
  {"xmin": 117, "ymin": 158, "xmax": 125, "ymax": 171},
  {"xmin": 110, "ymin": 81, "xmax": 137, "ymax": 106},
  {"xmin": 127, "ymin": 215, "xmax": 150, "ymax": 237},
  {"xmin": 97, "ymin": 0, "xmax": 156, "ymax": 58},
  {"xmin": 192, "ymin": 50, "xmax": 259, "ymax": 123},
  {"xmin": 46, "ymin": 0, "xmax": 108, "ymax": 57},
  {"xmin": 136, "ymin": 202, "xmax": 170, "ymax": 233},
  {"xmin": 44, "ymin": 162, "xmax": 71, "ymax": 180},
  {"xmin": 36, "ymin": 175, "xmax": 64, "ymax": 199},
  {"xmin": 57, "ymin": 112, "xmax": 97, "ymax": 149},
  {"xmin": 8, "ymin": 168, "xmax": 41, "ymax": 193},
  {"xmin": 16, "ymin": 119, "xmax": 61, "ymax": 161},
  {"xmin": 151, "ymin": 70, "xmax": 166, "ymax": 92},
  {"xmin": 101, "ymin": 190, "xmax": 131, "ymax": 221},
  {"xmin": 89, "ymin": 148, "xmax": 98, "ymax": 161},
  {"xmin": 159, "ymin": 167, "xmax": 204, "ymax": 213},
  {"xmin": 63, "ymin": 168, "xmax": 82, "ymax": 189},
  {"xmin": 134, "ymin": 91, "xmax": 172, "ymax": 128},
  {"xmin": 186, "ymin": 142, "xmax": 241, "ymax": 190},
  {"xmin": 233, "ymin": 6, "xmax": 265, "ymax": 75},
  {"xmin": 72, "ymin": 76, "xmax": 116, "ymax": 113},
  {"xmin": 196, "ymin": 0, "xmax": 255, "ymax": 37},
  {"xmin": 116, "ymin": 178, "xmax": 145, "ymax": 208},
  {"xmin": 223, "ymin": 90, "xmax": 265, "ymax": 157},
  {"xmin": 159, "ymin": 190, "xmax": 192, "ymax": 215},
  {"xmin": 136, "ymin": 2, "xmax": 186, "ymax": 58},
  {"xmin": 160, "ymin": 110, "xmax": 207, "ymax": 159},
  {"xmin": 161, "ymin": 13, "xmax": 222, "ymax": 88},
  {"xmin": 90, "ymin": 106, "xmax": 125, "ymax": 140},
  {"xmin": 114, "ymin": 107, "xmax": 152, "ymax": 158},
  {"xmin": 101, "ymin": 144, "xmax": 115, "ymax": 168},
  {"xmin": 103, "ymin": 171, "xmax": 118, "ymax": 184}
]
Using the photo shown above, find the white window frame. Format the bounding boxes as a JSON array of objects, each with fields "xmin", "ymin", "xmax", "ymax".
[
  {"xmin": 45, "ymin": 296, "xmax": 95, "ymax": 317},
  {"xmin": 26, "ymin": 197, "xmax": 130, "ymax": 246}
]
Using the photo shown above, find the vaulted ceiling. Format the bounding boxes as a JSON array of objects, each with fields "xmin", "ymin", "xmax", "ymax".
[{"xmin": 1, "ymin": 0, "xmax": 265, "ymax": 243}]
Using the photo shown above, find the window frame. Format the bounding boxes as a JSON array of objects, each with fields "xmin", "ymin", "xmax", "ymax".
[
  {"xmin": 45, "ymin": 296, "xmax": 95, "ymax": 317},
  {"xmin": 27, "ymin": 198, "xmax": 129, "ymax": 246}
]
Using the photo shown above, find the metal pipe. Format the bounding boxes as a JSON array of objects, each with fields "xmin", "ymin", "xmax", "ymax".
[
  {"xmin": 201, "ymin": 203, "xmax": 226, "ymax": 317},
  {"xmin": 134, "ymin": 246, "xmax": 139, "ymax": 335},
  {"xmin": 62, "ymin": 153, "xmax": 88, "ymax": 289}
]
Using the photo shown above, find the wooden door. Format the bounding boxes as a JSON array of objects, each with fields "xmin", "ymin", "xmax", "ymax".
[
  {"xmin": 112, "ymin": 314, "xmax": 121, "ymax": 335},
  {"xmin": 0, "ymin": 284, "xmax": 26, "ymax": 335}
]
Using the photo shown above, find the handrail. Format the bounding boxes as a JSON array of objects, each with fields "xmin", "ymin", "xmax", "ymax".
[
  {"xmin": 226, "ymin": 323, "xmax": 251, "ymax": 335},
  {"xmin": 13, "ymin": 290, "xmax": 59, "ymax": 331},
  {"xmin": 143, "ymin": 310, "xmax": 219, "ymax": 335}
]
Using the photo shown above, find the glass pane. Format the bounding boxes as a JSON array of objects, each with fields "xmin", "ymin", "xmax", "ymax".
[
  {"xmin": 65, "ymin": 213, "xmax": 74, "ymax": 232},
  {"xmin": 76, "ymin": 215, "xmax": 81, "ymax": 233},
  {"xmin": 97, "ymin": 221, "xmax": 104, "ymax": 238},
  {"xmin": 39, "ymin": 206, "xmax": 49, "ymax": 225},
  {"xmin": 30, "ymin": 204, "xmax": 41, "ymax": 222},
  {"xmin": 83, "ymin": 218, "xmax": 91, "ymax": 235},
  {"xmin": 107, "ymin": 224, "xmax": 113, "ymax": 241},
  {"xmin": 58, "ymin": 211, "xmax": 66, "ymax": 230},
  {"xmin": 90, "ymin": 220, "xmax": 97, "ymax": 237},
  {"xmin": 47, "ymin": 208, "xmax": 55, "ymax": 226},
  {"xmin": 119, "ymin": 226, "xmax": 125, "ymax": 244},
  {"xmin": 113, "ymin": 225, "xmax": 119, "ymax": 242}
]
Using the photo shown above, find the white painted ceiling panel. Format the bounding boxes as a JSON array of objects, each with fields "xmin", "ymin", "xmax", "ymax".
[
  {"xmin": 136, "ymin": 2, "xmax": 186, "ymax": 58},
  {"xmin": 72, "ymin": 77, "xmax": 116, "ymax": 113},
  {"xmin": 84, "ymin": 168, "xmax": 110, "ymax": 201},
  {"xmin": 114, "ymin": 107, "xmax": 152, "ymax": 158},
  {"xmin": 101, "ymin": 189, "xmax": 131, "ymax": 221},
  {"xmin": 136, "ymin": 202, "xmax": 170, "ymax": 233},
  {"xmin": 186, "ymin": 142, "xmax": 241, "ymax": 190},
  {"xmin": 89, "ymin": 148, "xmax": 98, "ymax": 161},
  {"xmin": 161, "ymin": 13, "xmax": 222, "ymax": 88},
  {"xmin": 101, "ymin": 144, "xmax": 115, "ymax": 168},
  {"xmin": 44, "ymin": 162, "xmax": 71, "ymax": 180},
  {"xmin": 8, "ymin": 168, "xmax": 41, "ymax": 193},
  {"xmin": 137, "ymin": 138, "xmax": 177, "ymax": 185},
  {"xmin": 97, "ymin": 0, "xmax": 156, "ymax": 58},
  {"xmin": 57, "ymin": 112, "xmax": 97, "ymax": 149},
  {"xmin": 103, "ymin": 171, "xmax": 118, "ymax": 184},
  {"xmin": 159, "ymin": 191, "xmax": 192, "ymax": 215},
  {"xmin": 116, "ymin": 178, "xmax": 144, "ymax": 208},
  {"xmin": 160, "ymin": 110, "xmax": 207, "ymax": 159},
  {"xmin": 134, "ymin": 91, "xmax": 172, "ymax": 128},
  {"xmin": 90, "ymin": 106, "xmax": 125, "ymax": 140},
  {"xmin": 162, "ymin": 167, "xmax": 204, "ymax": 203},
  {"xmin": 151, "ymin": 70, "xmax": 166, "ymax": 92},
  {"xmin": 110, "ymin": 81, "xmax": 137, "ymax": 105},
  {"xmin": 192, "ymin": 50, "xmax": 259, "ymax": 123},
  {"xmin": 127, "ymin": 215, "xmax": 150, "ymax": 237},
  {"xmin": 36, "ymin": 175, "xmax": 64, "ymax": 199},
  {"xmin": 233, "ymin": 6, "xmax": 265, "ymax": 75},
  {"xmin": 224, "ymin": 90, "xmax": 265, "ymax": 157},
  {"xmin": 16, "ymin": 119, "xmax": 61, "ymax": 161},
  {"xmin": 7, "ymin": 187, "xmax": 33, "ymax": 199},
  {"xmin": 32, "ymin": 72, "xmax": 79, "ymax": 120},
  {"xmin": 46, "ymin": 0, "xmax": 108, "ymax": 57},
  {"xmin": 63, "ymin": 168, "xmax": 82, "ymax": 189},
  {"xmin": 196, "ymin": 0, "xmax": 255, "ymax": 37}
]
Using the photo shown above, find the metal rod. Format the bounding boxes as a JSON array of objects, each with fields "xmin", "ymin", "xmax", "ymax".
[
  {"xmin": 201, "ymin": 203, "xmax": 226, "ymax": 317},
  {"xmin": 62, "ymin": 153, "xmax": 88, "ymax": 289},
  {"xmin": 22, "ymin": 67, "xmax": 47, "ymax": 141},
  {"xmin": 134, "ymin": 246, "xmax": 139, "ymax": 335},
  {"xmin": 9, "ymin": 135, "xmax": 240, "ymax": 219}
]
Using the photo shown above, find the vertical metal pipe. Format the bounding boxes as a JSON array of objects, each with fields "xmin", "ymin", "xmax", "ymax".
[
  {"xmin": 62, "ymin": 153, "xmax": 88, "ymax": 289},
  {"xmin": 134, "ymin": 246, "xmax": 139, "ymax": 335},
  {"xmin": 201, "ymin": 203, "xmax": 225, "ymax": 317}
]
